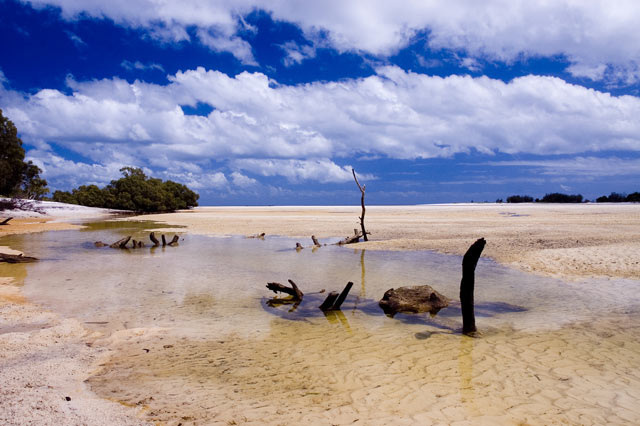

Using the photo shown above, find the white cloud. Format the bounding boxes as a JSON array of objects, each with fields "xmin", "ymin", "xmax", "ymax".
[
  {"xmin": 3, "ymin": 66, "xmax": 640, "ymax": 190},
  {"xmin": 121, "ymin": 60, "xmax": 165, "ymax": 72},
  {"xmin": 21, "ymin": 0, "xmax": 640, "ymax": 83},
  {"xmin": 488, "ymin": 157, "xmax": 640, "ymax": 177},
  {"xmin": 230, "ymin": 171, "xmax": 257, "ymax": 187},
  {"xmin": 280, "ymin": 41, "xmax": 316, "ymax": 66},
  {"xmin": 231, "ymin": 158, "xmax": 373, "ymax": 183},
  {"xmin": 64, "ymin": 30, "xmax": 86, "ymax": 48}
]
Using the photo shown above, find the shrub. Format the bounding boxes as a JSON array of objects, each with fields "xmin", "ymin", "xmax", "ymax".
[
  {"xmin": 506, "ymin": 195, "xmax": 533, "ymax": 203},
  {"xmin": 52, "ymin": 167, "xmax": 199, "ymax": 212},
  {"xmin": 539, "ymin": 193, "xmax": 583, "ymax": 203}
]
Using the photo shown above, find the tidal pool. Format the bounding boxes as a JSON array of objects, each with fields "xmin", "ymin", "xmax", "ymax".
[{"xmin": 2, "ymin": 221, "xmax": 640, "ymax": 425}]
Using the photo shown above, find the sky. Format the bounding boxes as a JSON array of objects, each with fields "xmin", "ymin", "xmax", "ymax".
[{"xmin": 1, "ymin": 0, "xmax": 640, "ymax": 205}]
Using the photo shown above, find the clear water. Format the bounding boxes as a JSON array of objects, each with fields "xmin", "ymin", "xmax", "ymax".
[{"xmin": 2, "ymin": 221, "xmax": 640, "ymax": 424}]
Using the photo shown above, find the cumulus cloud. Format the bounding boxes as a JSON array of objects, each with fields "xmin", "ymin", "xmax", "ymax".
[
  {"xmin": 231, "ymin": 158, "xmax": 373, "ymax": 183},
  {"xmin": 489, "ymin": 157, "xmax": 640, "ymax": 177},
  {"xmin": 21, "ymin": 0, "xmax": 640, "ymax": 83},
  {"xmin": 3, "ymin": 66, "xmax": 640, "ymax": 190}
]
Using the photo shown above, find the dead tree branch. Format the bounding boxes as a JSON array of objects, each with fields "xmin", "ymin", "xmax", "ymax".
[{"xmin": 352, "ymin": 168, "xmax": 368, "ymax": 242}]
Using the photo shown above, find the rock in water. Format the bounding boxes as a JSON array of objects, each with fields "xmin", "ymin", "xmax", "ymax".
[{"xmin": 379, "ymin": 285, "xmax": 450, "ymax": 317}]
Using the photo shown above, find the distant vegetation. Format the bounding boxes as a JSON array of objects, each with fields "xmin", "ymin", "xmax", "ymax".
[
  {"xmin": 503, "ymin": 192, "xmax": 639, "ymax": 203},
  {"xmin": 506, "ymin": 195, "xmax": 533, "ymax": 203},
  {"xmin": 538, "ymin": 193, "xmax": 583, "ymax": 203},
  {"xmin": 596, "ymin": 192, "xmax": 640, "ymax": 202},
  {"xmin": 52, "ymin": 167, "xmax": 199, "ymax": 212},
  {"xmin": 0, "ymin": 109, "xmax": 49, "ymax": 199}
]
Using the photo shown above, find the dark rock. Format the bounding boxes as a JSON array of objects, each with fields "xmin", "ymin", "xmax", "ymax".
[{"xmin": 379, "ymin": 285, "xmax": 450, "ymax": 317}]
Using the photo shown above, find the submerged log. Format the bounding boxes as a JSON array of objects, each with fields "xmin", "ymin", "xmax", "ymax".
[
  {"xmin": 110, "ymin": 236, "xmax": 131, "ymax": 249},
  {"xmin": 150, "ymin": 232, "xmax": 160, "ymax": 247},
  {"xmin": 0, "ymin": 217, "xmax": 13, "ymax": 225},
  {"xmin": 319, "ymin": 281, "xmax": 354, "ymax": 311},
  {"xmin": 0, "ymin": 253, "xmax": 38, "ymax": 263},
  {"xmin": 137, "ymin": 240, "xmax": 144, "ymax": 248},
  {"xmin": 295, "ymin": 242, "xmax": 303, "ymax": 250},
  {"xmin": 266, "ymin": 279, "xmax": 304, "ymax": 300},
  {"xmin": 248, "ymin": 233, "xmax": 266, "ymax": 239},
  {"xmin": 167, "ymin": 235, "xmax": 179, "ymax": 246},
  {"xmin": 379, "ymin": 285, "xmax": 450, "ymax": 317},
  {"xmin": 131, "ymin": 239, "xmax": 138, "ymax": 248},
  {"xmin": 94, "ymin": 241, "xmax": 108, "ymax": 247},
  {"xmin": 337, "ymin": 233, "xmax": 362, "ymax": 245},
  {"xmin": 318, "ymin": 292, "xmax": 339, "ymax": 311},
  {"xmin": 460, "ymin": 238, "xmax": 486, "ymax": 335}
]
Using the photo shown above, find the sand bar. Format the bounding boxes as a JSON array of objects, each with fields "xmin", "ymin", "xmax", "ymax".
[
  {"xmin": 1, "ymin": 203, "xmax": 640, "ymax": 425},
  {"xmin": 132, "ymin": 203, "xmax": 640, "ymax": 280}
]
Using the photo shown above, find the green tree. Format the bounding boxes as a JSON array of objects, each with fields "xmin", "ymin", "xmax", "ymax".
[
  {"xmin": 0, "ymin": 109, "xmax": 48, "ymax": 199},
  {"xmin": 54, "ymin": 167, "xmax": 199, "ymax": 212}
]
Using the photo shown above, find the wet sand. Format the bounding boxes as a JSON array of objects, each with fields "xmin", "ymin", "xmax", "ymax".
[
  {"xmin": 134, "ymin": 203, "xmax": 640, "ymax": 280},
  {"xmin": 1, "ymin": 203, "xmax": 640, "ymax": 425}
]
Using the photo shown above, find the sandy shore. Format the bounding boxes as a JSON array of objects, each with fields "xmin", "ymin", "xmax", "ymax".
[
  {"xmin": 1, "ymin": 202, "xmax": 639, "ymax": 425},
  {"xmin": 133, "ymin": 203, "xmax": 640, "ymax": 280},
  {"xmin": 1, "ymin": 205, "xmax": 151, "ymax": 425}
]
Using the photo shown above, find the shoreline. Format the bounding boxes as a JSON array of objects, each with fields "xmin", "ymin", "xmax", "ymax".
[
  {"xmin": 129, "ymin": 203, "xmax": 640, "ymax": 280},
  {"xmin": 1, "ymin": 203, "xmax": 639, "ymax": 424}
]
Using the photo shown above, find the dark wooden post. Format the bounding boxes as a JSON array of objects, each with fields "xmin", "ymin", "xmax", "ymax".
[
  {"xmin": 460, "ymin": 238, "xmax": 486, "ymax": 335},
  {"xmin": 352, "ymin": 169, "xmax": 368, "ymax": 242}
]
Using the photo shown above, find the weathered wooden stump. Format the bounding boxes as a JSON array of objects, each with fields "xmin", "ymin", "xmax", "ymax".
[{"xmin": 460, "ymin": 238, "xmax": 486, "ymax": 335}]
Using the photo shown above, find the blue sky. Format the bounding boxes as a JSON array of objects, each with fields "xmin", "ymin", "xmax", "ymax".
[{"xmin": 1, "ymin": 0, "xmax": 639, "ymax": 205}]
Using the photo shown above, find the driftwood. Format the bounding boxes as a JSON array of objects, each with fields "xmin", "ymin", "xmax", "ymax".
[
  {"xmin": 0, "ymin": 217, "xmax": 13, "ymax": 225},
  {"xmin": 248, "ymin": 233, "xmax": 266, "ymax": 239},
  {"xmin": 161, "ymin": 234, "xmax": 167, "ymax": 246},
  {"xmin": 311, "ymin": 235, "xmax": 321, "ymax": 247},
  {"xmin": 137, "ymin": 240, "xmax": 144, "ymax": 248},
  {"xmin": 319, "ymin": 281, "xmax": 353, "ymax": 311},
  {"xmin": 167, "ymin": 235, "xmax": 179, "ymax": 246},
  {"xmin": 110, "ymin": 236, "xmax": 131, "ymax": 249},
  {"xmin": 150, "ymin": 232, "xmax": 160, "ymax": 246},
  {"xmin": 318, "ymin": 292, "xmax": 339, "ymax": 310},
  {"xmin": 131, "ymin": 239, "xmax": 138, "ymax": 248},
  {"xmin": 94, "ymin": 241, "xmax": 107, "ymax": 247},
  {"xmin": 352, "ymin": 169, "xmax": 368, "ymax": 242},
  {"xmin": 0, "ymin": 253, "xmax": 38, "ymax": 263},
  {"xmin": 266, "ymin": 279, "xmax": 304, "ymax": 300},
  {"xmin": 295, "ymin": 242, "xmax": 303, "ymax": 250},
  {"xmin": 379, "ymin": 285, "xmax": 450, "ymax": 317},
  {"xmin": 460, "ymin": 238, "xmax": 486, "ymax": 335}
]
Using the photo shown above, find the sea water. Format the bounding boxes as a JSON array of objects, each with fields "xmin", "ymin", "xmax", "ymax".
[{"xmin": 2, "ymin": 221, "xmax": 640, "ymax": 424}]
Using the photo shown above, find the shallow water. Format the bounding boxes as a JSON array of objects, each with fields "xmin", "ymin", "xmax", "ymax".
[{"xmin": 2, "ymin": 222, "xmax": 640, "ymax": 424}]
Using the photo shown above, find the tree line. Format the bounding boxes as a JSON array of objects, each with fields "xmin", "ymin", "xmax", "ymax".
[
  {"xmin": 52, "ymin": 167, "xmax": 199, "ymax": 212},
  {"xmin": 2, "ymin": 109, "xmax": 199, "ymax": 212},
  {"xmin": 500, "ymin": 192, "xmax": 640, "ymax": 203}
]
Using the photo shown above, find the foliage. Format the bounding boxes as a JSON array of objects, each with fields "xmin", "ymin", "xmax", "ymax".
[
  {"xmin": 0, "ymin": 109, "xmax": 48, "ymax": 199},
  {"xmin": 52, "ymin": 167, "xmax": 199, "ymax": 212},
  {"xmin": 539, "ymin": 193, "xmax": 583, "ymax": 203},
  {"xmin": 596, "ymin": 192, "xmax": 640, "ymax": 202},
  {"xmin": 506, "ymin": 195, "xmax": 533, "ymax": 203}
]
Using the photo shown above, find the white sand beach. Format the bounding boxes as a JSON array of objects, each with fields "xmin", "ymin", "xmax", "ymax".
[{"xmin": 1, "ymin": 203, "xmax": 639, "ymax": 425}]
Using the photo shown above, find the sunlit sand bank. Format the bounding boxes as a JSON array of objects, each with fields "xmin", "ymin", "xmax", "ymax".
[
  {"xmin": 135, "ymin": 203, "xmax": 640, "ymax": 279},
  {"xmin": 1, "ymin": 203, "xmax": 639, "ymax": 425}
]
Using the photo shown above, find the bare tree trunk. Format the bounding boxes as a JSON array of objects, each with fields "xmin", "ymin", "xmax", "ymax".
[
  {"xmin": 460, "ymin": 238, "xmax": 486, "ymax": 335},
  {"xmin": 352, "ymin": 169, "xmax": 368, "ymax": 242},
  {"xmin": 150, "ymin": 232, "xmax": 160, "ymax": 246}
]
